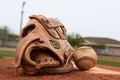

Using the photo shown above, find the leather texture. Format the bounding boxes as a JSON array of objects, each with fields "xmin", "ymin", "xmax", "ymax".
[{"xmin": 13, "ymin": 15, "xmax": 74, "ymax": 75}]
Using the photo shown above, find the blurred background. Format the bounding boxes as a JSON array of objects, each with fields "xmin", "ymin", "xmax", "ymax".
[
  {"xmin": 0, "ymin": 0, "xmax": 120, "ymax": 67},
  {"xmin": 0, "ymin": 0, "xmax": 120, "ymax": 48}
]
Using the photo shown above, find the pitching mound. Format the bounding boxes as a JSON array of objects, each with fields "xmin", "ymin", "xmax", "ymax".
[{"xmin": 0, "ymin": 58, "xmax": 120, "ymax": 80}]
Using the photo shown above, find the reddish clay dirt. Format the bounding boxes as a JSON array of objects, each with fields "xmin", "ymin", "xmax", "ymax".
[{"xmin": 0, "ymin": 58, "xmax": 120, "ymax": 80}]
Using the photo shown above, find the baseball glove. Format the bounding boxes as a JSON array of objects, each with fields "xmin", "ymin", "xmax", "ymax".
[{"xmin": 13, "ymin": 15, "xmax": 74, "ymax": 75}]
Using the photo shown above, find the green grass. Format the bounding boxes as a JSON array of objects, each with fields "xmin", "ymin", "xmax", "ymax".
[
  {"xmin": 0, "ymin": 50, "xmax": 120, "ymax": 67},
  {"xmin": 97, "ymin": 60, "xmax": 120, "ymax": 67},
  {"xmin": 0, "ymin": 50, "xmax": 14, "ymax": 58}
]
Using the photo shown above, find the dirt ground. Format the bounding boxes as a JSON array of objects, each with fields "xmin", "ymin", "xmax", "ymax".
[{"xmin": 0, "ymin": 59, "xmax": 120, "ymax": 80}]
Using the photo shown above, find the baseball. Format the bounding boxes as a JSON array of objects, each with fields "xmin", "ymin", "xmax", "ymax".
[{"xmin": 73, "ymin": 46, "xmax": 97, "ymax": 70}]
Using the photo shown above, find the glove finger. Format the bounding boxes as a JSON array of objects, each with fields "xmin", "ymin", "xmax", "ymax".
[{"xmin": 39, "ymin": 62, "xmax": 74, "ymax": 74}]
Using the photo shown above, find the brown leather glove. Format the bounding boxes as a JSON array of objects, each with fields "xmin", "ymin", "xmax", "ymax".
[{"xmin": 13, "ymin": 15, "xmax": 74, "ymax": 75}]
